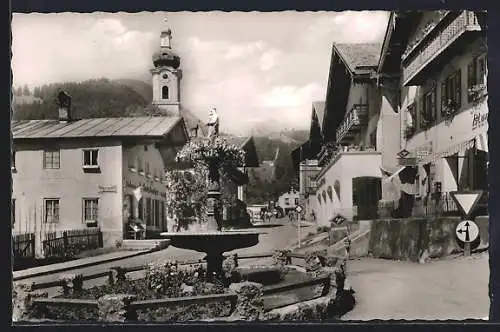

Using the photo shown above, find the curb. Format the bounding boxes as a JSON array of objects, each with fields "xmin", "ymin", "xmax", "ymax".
[{"xmin": 13, "ymin": 248, "xmax": 157, "ymax": 282}]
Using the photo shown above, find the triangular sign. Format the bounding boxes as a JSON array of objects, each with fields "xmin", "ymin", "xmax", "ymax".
[{"xmin": 450, "ymin": 191, "xmax": 483, "ymax": 217}]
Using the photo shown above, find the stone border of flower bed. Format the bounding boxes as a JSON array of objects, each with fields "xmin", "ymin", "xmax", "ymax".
[{"xmin": 13, "ymin": 249, "xmax": 355, "ymax": 322}]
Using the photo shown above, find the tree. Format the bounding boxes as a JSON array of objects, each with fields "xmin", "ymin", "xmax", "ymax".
[{"xmin": 23, "ymin": 85, "xmax": 30, "ymax": 96}]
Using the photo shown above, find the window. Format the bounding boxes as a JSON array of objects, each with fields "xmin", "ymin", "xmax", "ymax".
[
  {"xmin": 146, "ymin": 198, "xmax": 152, "ymax": 226},
  {"xmin": 138, "ymin": 157, "xmax": 144, "ymax": 174},
  {"xmin": 441, "ymin": 69, "xmax": 462, "ymax": 114},
  {"xmin": 43, "ymin": 149, "xmax": 60, "ymax": 169},
  {"xmin": 468, "ymin": 54, "xmax": 487, "ymax": 102},
  {"xmin": 421, "ymin": 87, "xmax": 436, "ymax": 127},
  {"xmin": 11, "ymin": 199, "xmax": 15, "ymax": 228},
  {"xmin": 83, "ymin": 199, "xmax": 99, "ymax": 224},
  {"xmin": 162, "ymin": 86, "xmax": 169, "ymax": 99},
  {"xmin": 160, "ymin": 201, "xmax": 165, "ymax": 229},
  {"xmin": 407, "ymin": 103, "xmax": 416, "ymax": 128},
  {"xmin": 44, "ymin": 199, "xmax": 60, "ymax": 223},
  {"xmin": 83, "ymin": 149, "xmax": 99, "ymax": 167},
  {"xmin": 155, "ymin": 200, "xmax": 161, "ymax": 227},
  {"xmin": 284, "ymin": 198, "xmax": 290, "ymax": 206},
  {"xmin": 138, "ymin": 198, "xmax": 144, "ymax": 220}
]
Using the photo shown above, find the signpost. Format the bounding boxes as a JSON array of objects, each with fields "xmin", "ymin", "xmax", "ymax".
[
  {"xmin": 295, "ymin": 205, "xmax": 303, "ymax": 248},
  {"xmin": 450, "ymin": 190, "xmax": 483, "ymax": 257},
  {"xmin": 455, "ymin": 220, "xmax": 479, "ymax": 256}
]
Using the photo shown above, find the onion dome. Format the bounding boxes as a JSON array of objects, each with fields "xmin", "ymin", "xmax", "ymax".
[{"xmin": 152, "ymin": 29, "xmax": 180, "ymax": 69}]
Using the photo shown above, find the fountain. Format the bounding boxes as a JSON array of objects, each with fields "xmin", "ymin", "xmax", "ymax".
[{"xmin": 161, "ymin": 107, "xmax": 263, "ymax": 278}]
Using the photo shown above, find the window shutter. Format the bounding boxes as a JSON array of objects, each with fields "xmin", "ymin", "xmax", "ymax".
[
  {"xmin": 456, "ymin": 69, "xmax": 462, "ymax": 108},
  {"xmin": 441, "ymin": 81, "xmax": 447, "ymax": 111},
  {"xmin": 467, "ymin": 61, "xmax": 476, "ymax": 102}
]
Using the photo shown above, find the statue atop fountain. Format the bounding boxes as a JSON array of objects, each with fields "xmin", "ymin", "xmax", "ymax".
[{"xmin": 207, "ymin": 106, "xmax": 219, "ymax": 138}]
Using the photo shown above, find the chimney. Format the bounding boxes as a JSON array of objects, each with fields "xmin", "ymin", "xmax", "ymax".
[{"xmin": 57, "ymin": 90, "xmax": 72, "ymax": 122}]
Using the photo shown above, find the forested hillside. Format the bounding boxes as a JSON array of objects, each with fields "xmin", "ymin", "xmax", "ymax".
[{"xmin": 12, "ymin": 78, "xmax": 307, "ymax": 205}]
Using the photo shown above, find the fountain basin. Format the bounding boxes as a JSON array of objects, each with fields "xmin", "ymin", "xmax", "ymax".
[{"xmin": 160, "ymin": 231, "xmax": 263, "ymax": 253}]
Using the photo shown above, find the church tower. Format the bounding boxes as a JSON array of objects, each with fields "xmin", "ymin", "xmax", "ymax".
[{"xmin": 151, "ymin": 22, "xmax": 182, "ymax": 115}]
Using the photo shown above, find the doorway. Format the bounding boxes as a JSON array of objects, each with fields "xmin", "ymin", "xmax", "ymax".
[{"xmin": 352, "ymin": 176, "xmax": 382, "ymax": 220}]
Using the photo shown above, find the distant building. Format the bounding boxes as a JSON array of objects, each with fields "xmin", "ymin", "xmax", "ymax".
[
  {"xmin": 224, "ymin": 136, "xmax": 260, "ymax": 202},
  {"xmin": 277, "ymin": 188, "xmax": 300, "ymax": 214}
]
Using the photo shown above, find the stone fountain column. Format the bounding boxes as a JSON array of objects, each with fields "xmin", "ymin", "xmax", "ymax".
[
  {"xmin": 206, "ymin": 162, "xmax": 222, "ymax": 232},
  {"xmin": 205, "ymin": 159, "xmax": 224, "ymax": 278}
]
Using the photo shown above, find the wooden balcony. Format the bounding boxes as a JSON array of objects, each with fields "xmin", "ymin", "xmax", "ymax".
[
  {"xmin": 317, "ymin": 144, "xmax": 337, "ymax": 167},
  {"xmin": 402, "ymin": 11, "xmax": 482, "ymax": 86},
  {"xmin": 335, "ymin": 104, "xmax": 369, "ymax": 144}
]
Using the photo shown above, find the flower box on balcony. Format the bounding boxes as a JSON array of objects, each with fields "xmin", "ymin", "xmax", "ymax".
[
  {"xmin": 468, "ymin": 84, "xmax": 487, "ymax": 104},
  {"xmin": 441, "ymin": 100, "xmax": 458, "ymax": 119}
]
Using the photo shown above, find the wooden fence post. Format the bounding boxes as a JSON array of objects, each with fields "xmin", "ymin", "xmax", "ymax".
[
  {"xmin": 30, "ymin": 234, "xmax": 35, "ymax": 260},
  {"xmin": 63, "ymin": 231, "xmax": 69, "ymax": 253},
  {"xmin": 98, "ymin": 229, "xmax": 103, "ymax": 248}
]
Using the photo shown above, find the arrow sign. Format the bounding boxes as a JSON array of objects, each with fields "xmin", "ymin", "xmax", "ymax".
[
  {"xmin": 295, "ymin": 205, "xmax": 303, "ymax": 214},
  {"xmin": 332, "ymin": 214, "xmax": 346, "ymax": 226},
  {"xmin": 397, "ymin": 149, "xmax": 410, "ymax": 159},
  {"xmin": 450, "ymin": 190, "xmax": 483, "ymax": 218},
  {"xmin": 455, "ymin": 220, "xmax": 479, "ymax": 243}
]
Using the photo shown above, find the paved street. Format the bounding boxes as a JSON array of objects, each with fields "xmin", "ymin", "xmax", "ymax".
[{"xmin": 342, "ymin": 252, "xmax": 489, "ymax": 320}]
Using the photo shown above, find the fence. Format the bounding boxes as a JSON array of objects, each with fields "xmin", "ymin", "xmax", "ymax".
[
  {"xmin": 13, "ymin": 233, "xmax": 35, "ymax": 260},
  {"xmin": 15, "ymin": 250, "xmax": 347, "ymax": 322},
  {"xmin": 42, "ymin": 228, "xmax": 103, "ymax": 258}
]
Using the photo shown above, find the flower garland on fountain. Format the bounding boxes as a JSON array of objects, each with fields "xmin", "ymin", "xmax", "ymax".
[{"xmin": 174, "ymin": 107, "xmax": 246, "ymax": 232}]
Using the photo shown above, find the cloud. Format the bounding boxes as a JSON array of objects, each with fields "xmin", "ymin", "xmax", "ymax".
[
  {"xmin": 224, "ymin": 41, "xmax": 263, "ymax": 60},
  {"xmin": 260, "ymin": 49, "xmax": 283, "ymax": 71},
  {"xmin": 258, "ymin": 83, "xmax": 323, "ymax": 108},
  {"xmin": 12, "ymin": 14, "xmax": 155, "ymax": 87}
]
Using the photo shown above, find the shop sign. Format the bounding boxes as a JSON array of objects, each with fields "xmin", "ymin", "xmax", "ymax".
[
  {"xmin": 472, "ymin": 111, "xmax": 488, "ymax": 131},
  {"xmin": 98, "ymin": 185, "xmax": 117, "ymax": 193},
  {"xmin": 126, "ymin": 180, "xmax": 167, "ymax": 199},
  {"xmin": 415, "ymin": 146, "xmax": 432, "ymax": 158}
]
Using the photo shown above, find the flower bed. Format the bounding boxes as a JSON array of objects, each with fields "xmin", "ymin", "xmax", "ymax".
[{"xmin": 40, "ymin": 263, "xmax": 232, "ymax": 322}]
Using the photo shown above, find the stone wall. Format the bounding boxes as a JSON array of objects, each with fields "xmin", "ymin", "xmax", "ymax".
[{"xmin": 368, "ymin": 216, "xmax": 489, "ymax": 261}]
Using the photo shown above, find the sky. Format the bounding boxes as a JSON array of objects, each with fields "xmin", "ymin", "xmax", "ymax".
[{"xmin": 12, "ymin": 11, "xmax": 389, "ymax": 135}]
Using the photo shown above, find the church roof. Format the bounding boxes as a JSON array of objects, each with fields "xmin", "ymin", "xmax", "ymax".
[{"xmin": 12, "ymin": 116, "xmax": 186, "ymax": 140}]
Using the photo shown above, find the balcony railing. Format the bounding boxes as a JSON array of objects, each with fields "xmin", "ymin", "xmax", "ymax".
[
  {"xmin": 402, "ymin": 11, "xmax": 481, "ymax": 86},
  {"xmin": 335, "ymin": 104, "xmax": 369, "ymax": 144},
  {"xmin": 317, "ymin": 143, "xmax": 337, "ymax": 166}
]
